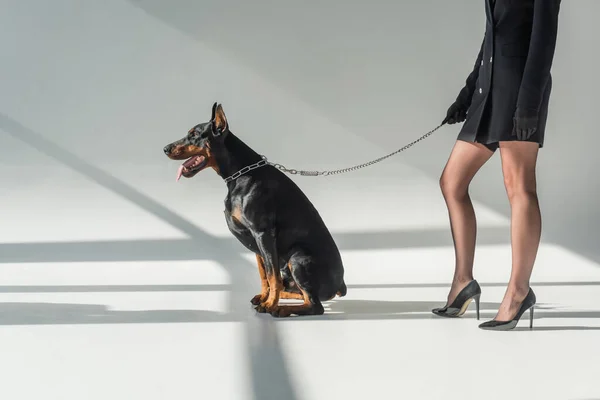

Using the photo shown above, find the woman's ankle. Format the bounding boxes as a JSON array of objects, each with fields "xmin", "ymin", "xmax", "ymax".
[
  {"xmin": 505, "ymin": 282, "xmax": 530, "ymax": 300},
  {"xmin": 452, "ymin": 274, "xmax": 474, "ymax": 286}
]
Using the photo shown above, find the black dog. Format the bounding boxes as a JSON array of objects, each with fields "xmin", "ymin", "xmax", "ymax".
[{"xmin": 163, "ymin": 103, "xmax": 346, "ymax": 317}]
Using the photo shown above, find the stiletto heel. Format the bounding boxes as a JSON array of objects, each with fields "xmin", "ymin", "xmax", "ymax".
[
  {"xmin": 479, "ymin": 288, "xmax": 536, "ymax": 331},
  {"xmin": 432, "ymin": 280, "xmax": 482, "ymax": 318},
  {"xmin": 474, "ymin": 293, "xmax": 481, "ymax": 320},
  {"xmin": 529, "ymin": 305, "xmax": 534, "ymax": 329}
]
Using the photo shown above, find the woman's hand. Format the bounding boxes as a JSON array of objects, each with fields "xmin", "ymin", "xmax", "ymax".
[
  {"xmin": 443, "ymin": 102, "xmax": 468, "ymax": 125},
  {"xmin": 513, "ymin": 108, "xmax": 538, "ymax": 140}
]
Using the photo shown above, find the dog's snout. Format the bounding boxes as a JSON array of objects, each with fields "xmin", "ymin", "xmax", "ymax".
[{"xmin": 163, "ymin": 145, "xmax": 172, "ymax": 155}]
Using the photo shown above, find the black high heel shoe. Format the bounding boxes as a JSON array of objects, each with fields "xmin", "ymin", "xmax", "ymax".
[
  {"xmin": 478, "ymin": 288, "xmax": 536, "ymax": 331},
  {"xmin": 432, "ymin": 280, "xmax": 482, "ymax": 319}
]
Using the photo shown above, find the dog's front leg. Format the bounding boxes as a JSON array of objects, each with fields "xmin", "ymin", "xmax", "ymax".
[
  {"xmin": 253, "ymin": 231, "xmax": 287, "ymax": 317},
  {"xmin": 250, "ymin": 254, "xmax": 270, "ymax": 305}
]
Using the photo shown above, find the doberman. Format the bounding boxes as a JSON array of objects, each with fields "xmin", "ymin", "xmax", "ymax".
[{"xmin": 163, "ymin": 103, "xmax": 346, "ymax": 317}]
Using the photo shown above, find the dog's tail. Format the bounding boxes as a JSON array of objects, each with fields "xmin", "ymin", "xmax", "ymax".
[{"xmin": 336, "ymin": 280, "xmax": 347, "ymax": 297}]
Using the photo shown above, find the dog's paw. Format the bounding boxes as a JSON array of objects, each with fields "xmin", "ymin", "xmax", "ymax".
[
  {"xmin": 269, "ymin": 306, "xmax": 293, "ymax": 318},
  {"xmin": 255, "ymin": 299, "xmax": 283, "ymax": 315},
  {"xmin": 251, "ymin": 294, "xmax": 268, "ymax": 306},
  {"xmin": 254, "ymin": 304, "xmax": 269, "ymax": 313}
]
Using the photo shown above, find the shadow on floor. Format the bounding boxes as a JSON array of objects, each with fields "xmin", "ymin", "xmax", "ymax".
[
  {"xmin": 0, "ymin": 284, "xmax": 230, "ymax": 293},
  {"xmin": 326, "ymin": 299, "xmax": 499, "ymax": 316},
  {"xmin": 254, "ymin": 299, "xmax": 501, "ymax": 321},
  {"xmin": 0, "ymin": 224, "xmax": 510, "ymax": 263},
  {"xmin": 3, "ymin": 300, "xmax": 599, "ymax": 333},
  {"xmin": 348, "ymin": 281, "xmax": 600, "ymax": 290},
  {"xmin": 513, "ymin": 326, "xmax": 600, "ymax": 332},
  {"xmin": 264, "ymin": 299, "xmax": 600, "ymax": 332},
  {"xmin": 4, "ymin": 281, "xmax": 600, "ymax": 294},
  {"xmin": 0, "ymin": 302, "xmax": 233, "ymax": 325}
]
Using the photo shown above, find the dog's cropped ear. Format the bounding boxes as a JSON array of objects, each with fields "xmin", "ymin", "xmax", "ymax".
[
  {"xmin": 212, "ymin": 103, "xmax": 228, "ymax": 136},
  {"xmin": 211, "ymin": 102, "xmax": 218, "ymax": 121}
]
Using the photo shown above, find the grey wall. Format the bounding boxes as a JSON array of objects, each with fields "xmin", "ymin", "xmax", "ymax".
[
  {"xmin": 129, "ymin": 0, "xmax": 600, "ymax": 262},
  {"xmin": 2, "ymin": 1, "xmax": 599, "ymax": 261}
]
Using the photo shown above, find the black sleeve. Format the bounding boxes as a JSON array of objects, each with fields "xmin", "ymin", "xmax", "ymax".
[
  {"xmin": 455, "ymin": 36, "xmax": 485, "ymax": 108},
  {"xmin": 517, "ymin": 0, "xmax": 561, "ymax": 112}
]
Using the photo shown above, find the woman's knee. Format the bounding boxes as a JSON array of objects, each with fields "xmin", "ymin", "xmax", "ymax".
[
  {"xmin": 439, "ymin": 172, "xmax": 468, "ymax": 201},
  {"xmin": 503, "ymin": 174, "xmax": 537, "ymax": 203},
  {"xmin": 499, "ymin": 141, "xmax": 540, "ymax": 203}
]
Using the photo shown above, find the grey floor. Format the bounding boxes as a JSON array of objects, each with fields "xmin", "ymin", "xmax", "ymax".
[{"xmin": 1, "ymin": 1, "xmax": 599, "ymax": 399}]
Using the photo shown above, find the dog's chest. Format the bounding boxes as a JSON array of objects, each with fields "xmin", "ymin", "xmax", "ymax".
[{"xmin": 224, "ymin": 196, "xmax": 258, "ymax": 252}]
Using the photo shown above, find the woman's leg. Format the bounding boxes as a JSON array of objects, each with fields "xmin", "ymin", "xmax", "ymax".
[
  {"xmin": 495, "ymin": 141, "xmax": 541, "ymax": 321},
  {"xmin": 439, "ymin": 140, "xmax": 495, "ymax": 305}
]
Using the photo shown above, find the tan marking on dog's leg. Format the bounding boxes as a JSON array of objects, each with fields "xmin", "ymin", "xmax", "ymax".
[
  {"xmin": 261, "ymin": 268, "xmax": 283, "ymax": 312},
  {"xmin": 270, "ymin": 289, "xmax": 324, "ymax": 318},
  {"xmin": 251, "ymin": 255, "xmax": 270, "ymax": 306},
  {"xmin": 231, "ymin": 206, "xmax": 243, "ymax": 222},
  {"xmin": 279, "ymin": 291, "xmax": 304, "ymax": 300}
]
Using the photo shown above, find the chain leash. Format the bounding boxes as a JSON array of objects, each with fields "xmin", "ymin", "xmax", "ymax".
[{"xmin": 223, "ymin": 123, "xmax": 444, "ymax": 183}]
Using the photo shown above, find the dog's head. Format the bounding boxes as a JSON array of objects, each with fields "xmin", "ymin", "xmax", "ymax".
[{"xmin": 163, "ymin": 102, "xmax": 230, "ymax": 181}]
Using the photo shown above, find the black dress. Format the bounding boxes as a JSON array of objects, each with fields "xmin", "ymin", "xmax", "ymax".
[{"xmin": 456, "ymin": 0, "xmax": 561, "ymax": 148}]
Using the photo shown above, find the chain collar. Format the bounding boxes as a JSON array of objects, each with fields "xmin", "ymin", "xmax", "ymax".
[
  {"xmin": 222, "ymin": 156, "xmax": 305, "ymax": 184},
  {"xmin": 222, "ymin": 156, "xmax": 269, "ymax": 184}
]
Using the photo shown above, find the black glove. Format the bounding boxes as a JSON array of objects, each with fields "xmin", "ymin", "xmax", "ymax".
[
  {"xmin": 513, "ymin": 108, "xmax": 538, "ymax": 140},
  {"xmin": 442, "ymin": 101, "xmax": 468, "ymax": 125}
]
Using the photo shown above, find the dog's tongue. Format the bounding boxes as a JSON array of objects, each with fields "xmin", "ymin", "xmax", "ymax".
[{"xmin": 176, "ymin": 165, "xmax": 184, "ymax": 182}]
